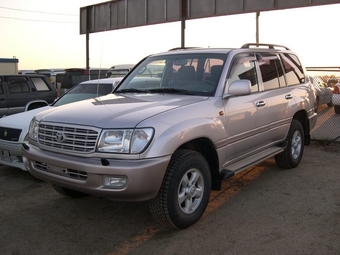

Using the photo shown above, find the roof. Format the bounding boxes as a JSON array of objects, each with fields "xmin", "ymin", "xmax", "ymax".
[{"xmin": 0, "ymin": 58, "xmax": 19, "ymax": 63}]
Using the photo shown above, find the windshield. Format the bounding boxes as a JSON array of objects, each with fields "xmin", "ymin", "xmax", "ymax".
[
  {"xmin": 116, "ymin": 53, "xmax": 227, "ymax": 96},
  {"xmin": 53, "ymin": 83, "xmax": 113, "ymax": 106}
]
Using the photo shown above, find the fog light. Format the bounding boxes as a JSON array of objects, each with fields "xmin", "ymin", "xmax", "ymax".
[
  {"xmin": 103, "ymin": 176, "xmax": 127, "ymax": 188},
  {"xmin": 22, "ymin": 156, "xmax": 30, "ymax": 171}
]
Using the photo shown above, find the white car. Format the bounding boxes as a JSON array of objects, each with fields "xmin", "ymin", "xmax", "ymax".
[
  {"xmin": 0, "ymin": 77, "xmax": 122, "ymax": 170},
  {"xmin": 332, "ymin": 82, "xmax": 340, "ymax": 114}
]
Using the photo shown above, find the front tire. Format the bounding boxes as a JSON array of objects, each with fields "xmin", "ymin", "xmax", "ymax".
[
  {"xmin": 149, "ymin": 149, "xmax": 211, "ymax": 229},
  {"xmin": 275, "ymin": 120, "xmax": 304, "ymax": 169}
]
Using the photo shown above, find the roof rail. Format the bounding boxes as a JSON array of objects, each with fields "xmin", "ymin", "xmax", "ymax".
[
  {"xmin": 168, "ymin": 47, "xmax": 201, "ymax": 51},
  {"xmin": 241, "ymin": 43, "xmax": 290, "ymax": 50}
]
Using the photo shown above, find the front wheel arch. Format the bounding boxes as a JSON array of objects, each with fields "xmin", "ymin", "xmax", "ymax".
[{"xmin": 25, "ymin": 100, "xmax": 49, "ymax": 111}]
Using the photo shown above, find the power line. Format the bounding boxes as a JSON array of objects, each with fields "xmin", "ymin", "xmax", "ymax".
[
  {"xmin": 0, "ymin": 6, "xmax": 77, "ymax": 16},
  {"xmin": 0, "ymin": 16, "xmax": 77, "ymax": 23}
]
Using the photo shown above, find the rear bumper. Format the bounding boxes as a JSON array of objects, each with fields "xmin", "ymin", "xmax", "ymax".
[
  {"xmin": 332, "ymin": 94, "xmax": 340, "ymax": 105},
  {"xmin": 308, "ymin": 111, "xmax": 317, "ymax": 131}
]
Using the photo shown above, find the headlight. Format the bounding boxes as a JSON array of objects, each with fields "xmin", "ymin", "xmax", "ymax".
[
  {"xmin": 97, "ymin": 128, "xmax": 154, "ymax": 154},
  {"xmin": 28, "ymin": 118, "xmax": 39, "ymax": 141}
]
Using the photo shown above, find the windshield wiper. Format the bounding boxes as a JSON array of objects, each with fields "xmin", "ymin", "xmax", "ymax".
[
  {"xmin": 148, "ymin": 88, "xmax": 194, "ymax": 95},
  {"xmin": 115, "ymin": 88, "xmax": 146, "ymax": 93}
]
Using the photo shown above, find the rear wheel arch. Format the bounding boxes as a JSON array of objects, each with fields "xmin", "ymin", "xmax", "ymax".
[
  {"xmin": 275, "ymin": 119, "xmax": 305, "ymax": 169},
  {"xmin": 292, "ymin": 110, "xmax": 310, "ymax": 145}
]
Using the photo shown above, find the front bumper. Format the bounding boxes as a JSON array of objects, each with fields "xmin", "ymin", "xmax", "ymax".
[
  {"xmin": 0, "ymin": 140, "xmax": 26, "ymax": 171},
  {"xmin": 22, "ymin": 143, "xmax": 171, "ymax": 201}
]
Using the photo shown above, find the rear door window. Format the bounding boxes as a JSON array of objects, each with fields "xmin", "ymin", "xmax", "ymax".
[
  {"xmin": 258, "ymin": 53, "xmax": 285, "ymax": 90},
  {"xmin": 5, "ymin": 76, "xmax": 30, "ymax": 93}
]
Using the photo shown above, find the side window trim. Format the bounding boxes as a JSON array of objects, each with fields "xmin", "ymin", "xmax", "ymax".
[{"xmin": 227, "ymin": 53, "xmax": 259, "ymax": 94}]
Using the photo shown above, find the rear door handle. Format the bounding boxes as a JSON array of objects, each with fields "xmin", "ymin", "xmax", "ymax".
[{"xmin": 256, "ymin": 101, "xmax": 266, "ymax": 107}]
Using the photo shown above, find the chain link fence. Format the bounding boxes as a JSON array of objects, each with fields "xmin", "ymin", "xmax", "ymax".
[{"xmin": 306, "ymin": 67, "xmax": 340, "ymax": 143}]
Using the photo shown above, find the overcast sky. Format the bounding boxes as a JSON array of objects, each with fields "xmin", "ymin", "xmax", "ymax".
[{"xmin": 1, "ymin": 0, "xmax": 339, "ymax": 70}]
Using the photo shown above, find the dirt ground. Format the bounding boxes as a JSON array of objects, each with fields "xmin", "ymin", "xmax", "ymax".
[{"xmin": 0, "ymin": 142, "xmax": 339, "ymax": 255}]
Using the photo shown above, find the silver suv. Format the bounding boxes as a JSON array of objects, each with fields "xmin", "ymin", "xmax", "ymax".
[{"xmin": 22, "ymin": 43, "xmax": 317, "ymax": 229}]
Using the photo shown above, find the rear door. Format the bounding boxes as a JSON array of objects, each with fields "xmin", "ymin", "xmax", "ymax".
[
  {"xmin": 258, "ymin": 52, "xmax": 305, "ymax": 143},
  {"xmin": 4, "ymin": 75, "xmax": 32, "ymax": 115},
  {"xmin": 0, "ymin": 78, "xmax": 8, "ymax": 117}
]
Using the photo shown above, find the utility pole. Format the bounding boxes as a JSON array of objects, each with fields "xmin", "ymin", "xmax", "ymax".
[{"xmin": 256, "ymin": 12, "xmax": 260, "ymax": 44}]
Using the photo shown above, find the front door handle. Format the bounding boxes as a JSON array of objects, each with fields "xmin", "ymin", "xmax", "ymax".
[{"xmin": 256, "ymin": 101, "xmax": 266, "ymax": 107}]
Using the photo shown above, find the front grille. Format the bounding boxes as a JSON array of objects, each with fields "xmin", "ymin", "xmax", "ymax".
[
  {"xmin": 38, "ymin": 123, "xmax": 99, "ymax": 153},
  {"xmin": 0, "ymin": 127, "xmax": 22, "ymax": 142}
]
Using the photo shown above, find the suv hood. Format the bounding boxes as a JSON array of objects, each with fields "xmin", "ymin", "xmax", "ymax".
[{"xmin": 38, "ymin": 93, "xmax": 208, "ymax": 128}]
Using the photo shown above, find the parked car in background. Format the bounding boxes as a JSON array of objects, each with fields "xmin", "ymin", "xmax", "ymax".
[
  {"xmin": 308, "ymin": 76, "xmax": 333, "ymax": 112},
  {"xmin": 105, "ymin": 64, "xmax": 135, "ymax": 78},
  {"xmin": 58, "ymin": 67, "xmax": 110, "ymax": 96},
  {"xmin": 327, "ymin": 78, "xmax": 339, "ymax": 88},
  {"xmin": 0, "ymin": 77, "xmax": 122, "ymax": 170},
  {"xmin": 18, "ymin": 70, "xmax": 35, "ymax": 75},
  {"xmin": 0, "ymin": 74, "xmax": 57, "ymax": 117},
  {"xmin": 34, "ymin": 68, "xmax": 65, "ymax": 88},
  {"xmin": 332, "ymin": 82, "xmax": 340, "ymax": 114}
]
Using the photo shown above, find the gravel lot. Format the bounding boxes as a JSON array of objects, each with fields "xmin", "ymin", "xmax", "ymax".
[{"xmin": 0, "ymin": 142, "xmax": 339, "ymax": 255}]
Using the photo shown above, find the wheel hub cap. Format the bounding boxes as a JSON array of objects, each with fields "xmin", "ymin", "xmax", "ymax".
[{"xmin": 188, "ymin": 185, "xmax": 197, "ymax": 197}]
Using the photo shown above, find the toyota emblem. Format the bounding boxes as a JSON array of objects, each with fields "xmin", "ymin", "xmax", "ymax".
[{"xmin": 55, "ymin": 132, "xmax": 65, "ymax": 143}]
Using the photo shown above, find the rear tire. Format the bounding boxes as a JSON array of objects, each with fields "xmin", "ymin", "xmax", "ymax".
[
  {"xmin": 334, "ymin": 105, "xmax": 340, "ymax": 114},
  {"xmin": 275, "ymin": 120, "xmax": 304, "ymax": 169},
  {"xmin": 51, "ymin": 184, "xmax": 87, "ymax": 198},
  {"xmin": 149, "ymin": 149, "xmax": 211, "ymax": 229}
]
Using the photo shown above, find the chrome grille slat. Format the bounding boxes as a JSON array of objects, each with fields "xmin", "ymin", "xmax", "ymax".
[{"xmin": 38, "ymin": 123, "xmax": 99, "ymax": 153}]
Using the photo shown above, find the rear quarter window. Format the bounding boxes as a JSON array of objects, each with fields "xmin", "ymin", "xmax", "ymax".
[
  {"xmin": 31, "ymin": 77, "xmax": 51, "ymax": 91},
  {"xmin": 280, "ymin": 53, "xmax": 305, "ymax": 86}
]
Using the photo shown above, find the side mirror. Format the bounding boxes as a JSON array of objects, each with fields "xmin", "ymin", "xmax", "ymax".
[
  {"xmin": 112, "ymin": 80, "xmax": 122, "ymax": 91},
  {"xmin": 224, "ymin": 80, "xmax": 251, "ymax": 99},
  {"xmin": 106, "ymin": 71, "xmax": 112, "ymax": 78}
]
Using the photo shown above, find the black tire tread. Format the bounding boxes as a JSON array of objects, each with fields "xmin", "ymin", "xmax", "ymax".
[
  {"xmin": 275, "ymin": 119, "xmax": 304, "ymax": 169},
  {"xmin": 149, "ymin": 149, "xmax": 210, "ymax": 229},
  {"xmin": 334, "ymin": 105, "xmax": 340, "ymax": 114}
]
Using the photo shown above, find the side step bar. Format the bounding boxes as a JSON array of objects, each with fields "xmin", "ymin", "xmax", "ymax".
[{"xmin": 220, "ymin": 144, "xmax": 286, "ymax": 180}]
